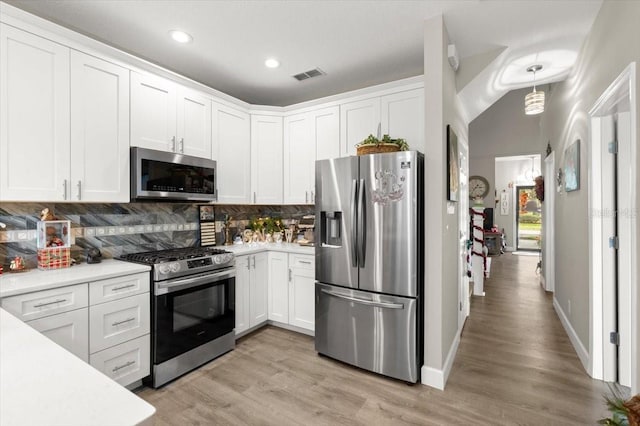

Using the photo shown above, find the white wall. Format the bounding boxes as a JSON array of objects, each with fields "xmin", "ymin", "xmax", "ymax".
[
  {"xmin": 422, "ymin": 14, "xmax": 468, "ymax": 390},
  {"xmin": 539, "ymin": 0, "xmax": 640, "ymax": 391},
  {"xmin": 469, "ymin": 88, "xmax": 545, "ymax": 207}
]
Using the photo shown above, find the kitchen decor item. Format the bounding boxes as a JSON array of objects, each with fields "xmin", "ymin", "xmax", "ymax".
[
  {"xmin": 36, "ymin": 220, "xmax": 72, "ymax": 270},
  {"xmin": 315, "ymin": 151, "xmax": 424, "ymax": 383},
  {"xmin": 199, "ymin": 205, "xmax": 216, "ymax": 247},
  {"xmin": 355, "ymin": 134, "xmax": 408, "ymax": 156}
]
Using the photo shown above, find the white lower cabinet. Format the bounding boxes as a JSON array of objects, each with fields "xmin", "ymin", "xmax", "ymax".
[
  {"xmin": 267, "ymin": 251, "xmax": 289, "ymax": 323},
  {"xmin": 235, "ymin": 252, "xmax": 268, "ymax": 335},
  {"xmin": 90, "ymin": 334, "xmax": 150, "ymax": 387},
  {"xmin": 27, "ymin": 307, "xmax": 89, "ymax": 362},
  {"xmin": 288, "ymin": 255, "xmax": 315, "ymax": 332}
]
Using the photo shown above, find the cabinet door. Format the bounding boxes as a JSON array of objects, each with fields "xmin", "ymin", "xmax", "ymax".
[
  {"xmin": 289, "ymin": 255, "xmax": 315, "ymax": 332},
  {"xmin": 0, "ymin": 24, "xmax": 70, "ymax": 201},
  {"xmin": 27, "ymin": 307, "xmax": 89, "ymax": 362},
  {"xmin": 234, "ymin": 255, "xmax": 251, "ymax": 335},
  {"xmin": 250, "ymin": 115, "xmax": 283, "ymax": 204},
  {"xmin": 212, "ymin": 103, "xmax": 251, "ymax": 203},
  {"xmin": 250, "ymin": 252, "xmax": 268, "ymax": 327},
  {"xmin": 177, "ymin": 87, "xmax": 211, "ymax": 158},
  {"xmin": 130, "ymin": 72, "xmax": 177, "ymax": 152},
  {"xmin": 283, "ymin": 113, "xmax": 313, "ymax": 204},
  {"xmin": 380, "ymin": 89, "xmax": 424, "ymax": 151},
  {"xmin": 70, "ymin": 52, "xmax": 130, "ymax": 202},
  {"xmin": 90, "ymin": 334, "xmax": 150, "ymax": 387},
  {"xmin": 340, "ymin": 98, "xmax": 380, "ymax": 157},
  {"xmin": 267, "ymin": 251, "xmax": 289, "ymax": 323},
  {"xmin": 314, "ymin": 106, "xmax": 340, "ymax": 162}
]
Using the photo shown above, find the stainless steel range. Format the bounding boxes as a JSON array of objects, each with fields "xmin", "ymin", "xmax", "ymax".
[{"xmin": 119, "ymin": 246, "xmax": 235, "ymax": 388}]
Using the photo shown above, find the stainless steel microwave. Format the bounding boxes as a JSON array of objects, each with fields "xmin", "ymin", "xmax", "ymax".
[{"xmin": 131, "ymin": 147, "xmax": 217, "ymax": 202}]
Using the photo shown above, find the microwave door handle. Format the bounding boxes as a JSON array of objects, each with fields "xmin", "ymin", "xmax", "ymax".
[{"xmin": 351, "ymin": 179, "xmax": 358, "ymax": 268}]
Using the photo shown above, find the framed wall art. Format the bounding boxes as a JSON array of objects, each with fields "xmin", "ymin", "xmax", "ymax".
[
  {"xmin": 447, "ymin": 124, "xmax": 459, "ymax": 201},
  {"xmin": 564, "ymin": 139, "xmax": 580, "ymax": 192}
]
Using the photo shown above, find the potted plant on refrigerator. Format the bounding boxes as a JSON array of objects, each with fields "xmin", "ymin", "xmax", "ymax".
[{"xmin": 356, "ymin": 134, "xmax": 409, "ymax": 155}]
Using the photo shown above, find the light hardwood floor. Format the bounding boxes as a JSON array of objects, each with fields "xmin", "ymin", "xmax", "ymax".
[{"xmin": 137, "ymin": 253, "xmax": 609, "ymax": 425}]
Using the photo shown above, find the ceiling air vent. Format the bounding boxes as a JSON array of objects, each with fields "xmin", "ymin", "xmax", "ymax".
[{"xmin": 293, "ymin": 68, "xmax": 326, "ymax": 81}]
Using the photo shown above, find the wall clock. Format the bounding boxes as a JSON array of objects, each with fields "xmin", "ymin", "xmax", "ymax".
[{"xmin": 469, "ymin": 175, "xmax": 490, "ymax": 199}]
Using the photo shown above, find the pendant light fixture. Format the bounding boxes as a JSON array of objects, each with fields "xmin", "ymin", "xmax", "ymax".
[{"xmin": 525, "ymin": 64, "xmax": 545, "ymax": 115}]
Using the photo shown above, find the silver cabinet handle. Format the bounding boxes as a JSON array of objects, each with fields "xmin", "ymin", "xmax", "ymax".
[
  {"xmin": 246, "ymin": 257, "xmax": 250, "ymax": 270},
  {"xmin": 288, "ymin": 269, "xmax": 292, "ymax": 282},
  {"xmin": 112, "ymin": 360, "xmax": 135, "ymax": 373},
  {"xmin": 34, "ymin": 298, "xmax": 67, "ymax": 308},
  {"xmin": 170, "ymin": 136, "xmax": 176, "ymax": 151},
  {"xmin": 321, "ymin": 289, "xmax": 404, "ymax": 309},
  {"xmin": 112, "ymin": 317, "xmax": 136, "ymax": 327},
  {"xmin": 77, "ymin": 180, "xmax": 82, "ymax": 200},
  {"xmin": 305, "ymin": 191, "xmax": 308, "ymax": 204},
  {"xmin": 251, "ymin": 256, "xmax": 256, "ymax": 268},
  {"xmin": 179, "ymin": 138, "xmax": 184, "ymax": 153},
  {"xmin": 299, "ymin": 260, "xmax": 312, "ymax": 265},
  {"xmin": 311, "ymin": 191, "xmax": 315, "ymax": 203},
  {"xmin": 63, "ymin": 179, "xmax": 67, "ymax": 200},
  {"xmin": 253, "ymin": 192, "xmax": 256, "ymax": 204},
  {"xmin": 112, "ymin": 284, "xmax": 136, "ymax": 292}
]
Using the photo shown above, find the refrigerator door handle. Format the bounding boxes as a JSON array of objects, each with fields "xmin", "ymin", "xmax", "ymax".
[
  {"xmin": 320, "ymin": 289, "xmax": 404, "ymax": 309},
  {"xmin": 351, "ymin": 179, "xmax": 358, "ymax": 268},
  {"xmin": 357, "ymin": 178, "xmax": 366, "ymax": 267}
]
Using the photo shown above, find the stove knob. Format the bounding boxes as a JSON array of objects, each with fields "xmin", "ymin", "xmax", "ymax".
[
  {"xmin": 224, "ymin": 254, "xmax": 233, "ymax": 263},
  {"xmin": 158, "ymin": 264, "xmax": 171, "ymax": 275},
  {"xmin": 213, "ymin": 255, "xmax": 223, "ymax": 264},
  {"xmin": 169, "ymin": 262, "xmax": 181, "ymax": 272}
]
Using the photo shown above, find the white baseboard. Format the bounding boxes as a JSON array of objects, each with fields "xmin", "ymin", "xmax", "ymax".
[
  {"xmin": 505, "ymin": 246, "xmax": 515, "ymax": 252},
  {"xmin": 540, "ymin": 274, "xmax": 546, "ymax": 288},
  {"xmin": 553, "ymin": 297, "xmax": 589, "ymax": 371},
  {"xmin": 421, "ymin": 330, "xmax": 461, "ymax": 390}
]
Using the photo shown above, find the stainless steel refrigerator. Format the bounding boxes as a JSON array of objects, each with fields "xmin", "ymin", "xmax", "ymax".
[{"xmin": 315, "ymin": 151, "xmax": 424, "ymax": 383}]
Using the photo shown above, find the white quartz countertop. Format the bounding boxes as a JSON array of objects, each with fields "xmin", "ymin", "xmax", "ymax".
[
  {"xmin": 0, "ymin": 259, "xmax": 150, "ymax": 298},
  {"xmin": 0, "ymin": 308, "xmax": 155, "ymax": 426},
  {"xmin": 222, "ymin": 242, "xmax": 315, "ymax": 256}
]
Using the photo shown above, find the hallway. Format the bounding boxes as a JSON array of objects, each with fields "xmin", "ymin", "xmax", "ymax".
[{"xmin": 446, "ymin": 253, "xmax": 608, "ymax": 422}]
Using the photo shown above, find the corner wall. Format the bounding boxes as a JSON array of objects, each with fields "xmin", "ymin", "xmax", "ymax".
[
  {"xmin": 422, "ymin": 14, "xmax": 468, "ymax": 389},
  {"xmin": 539, "ymin": 0, "xmax": 640, "ymax": 390}
]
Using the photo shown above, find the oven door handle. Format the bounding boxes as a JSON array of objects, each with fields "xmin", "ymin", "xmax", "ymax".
[{"xmin": 155, "ymin": 268, "xmax": 235, "ymax": 295}]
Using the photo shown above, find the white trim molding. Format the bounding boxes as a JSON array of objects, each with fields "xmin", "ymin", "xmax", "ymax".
[
  {"xmin": 421, "ymin": 330, "xmax": 461, "ymax": 390},
  {"xmin": 554, "ymin": 297, "xmax": 590, "ymax": 371}
]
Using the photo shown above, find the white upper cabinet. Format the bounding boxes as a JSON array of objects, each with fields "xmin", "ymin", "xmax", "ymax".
[
  {"xmin": 313, "ymin": 106, "xmax": 340, "ymax": 161},
  {"xmin": 0, "ymin": 25, "xmax": 130, "ymax": 203},
  {"xmin": 130, "ymin": 72, "xmax": 177, "ymax": 153},
  {"xmin": 340, "ymin": 97, "xmax": 381, "ymax": 157},
  {"xmin": 250, "ymin": 115, "xmax": 283, "ymax": 204},
  {"xmin": 283, "ymin": 106, "xmax": 339, "ymax": 204},
  {"xmin": 177, "ymin": 87, "xmax": 212, "ymax": 158},
  {"xmin": 0, "ymin": 24, "xmax": 70, "ymax": 201},
  {"xmin": 380, "ymin": 88, "xmax": 424, "ymax": 151},
  {"xmin": 70, "ymin": 51, "xmax": 130, "ymax": 202},
  {"xmin": 283, "ymin": 113, "xmax": 313, "ymax": 204},
  {"xmin": 131, "ymin": 72, "xmax": 211, "ymax": 158},
  {"xmin": 212, "ymin": 102, "xmax": 251, "ymax": 203}
]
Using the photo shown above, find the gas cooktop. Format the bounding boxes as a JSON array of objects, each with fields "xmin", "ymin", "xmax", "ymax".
[{"xmin": 119, "ymin": 246, "xmax": 230, "ymax": 265}]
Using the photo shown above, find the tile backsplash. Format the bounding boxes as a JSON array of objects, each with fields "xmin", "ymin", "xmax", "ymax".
[{"xmin": 0, "ymin": 203, "xmax": 313, "ymax": 269}]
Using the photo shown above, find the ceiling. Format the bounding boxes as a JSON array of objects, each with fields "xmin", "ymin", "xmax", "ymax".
[{"xmin": 3, "ymin": 0, "xmax": 603, "ymax": 118}]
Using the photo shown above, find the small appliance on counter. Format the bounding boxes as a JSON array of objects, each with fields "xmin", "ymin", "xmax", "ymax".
[{"xmin": 84, "ymin": 248, "xmax": 102, "ymax": 264}]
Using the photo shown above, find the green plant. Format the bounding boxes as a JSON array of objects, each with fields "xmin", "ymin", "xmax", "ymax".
[
  {"xmin": 357, "ymin": 134, "xmax": 409, "ymax": 151},
  {"xmin": 598, "ymin": 386, "xmax": 640, "ymax": 425}
]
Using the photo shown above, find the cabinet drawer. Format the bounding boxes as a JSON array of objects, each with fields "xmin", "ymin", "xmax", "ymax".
[
  {"xmin": 89, "ymin": 272, "xmax": 150, "ymax": 305},
  {"xmin": 1, "ymin": 284, "xmax": 88, "ymax": 322},
  {"xmin": 27, "ymin": 308, "xmax": 89, "ymax": 362},
  {"xmin": 89, "ymin": 293, "xmax": 150, "ymax": 353},
  {"xmin": 90, "ymin": 334, "xmax": 150, "ymax": 387},
  {"xmin": 291, "ymin": 254, "xmax": 314, "ymax": 270}
]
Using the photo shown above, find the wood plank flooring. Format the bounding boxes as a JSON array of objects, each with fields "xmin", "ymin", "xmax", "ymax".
[{"xmin": 137, "ymin": 253, "xmax": 609, "ymax": 425}]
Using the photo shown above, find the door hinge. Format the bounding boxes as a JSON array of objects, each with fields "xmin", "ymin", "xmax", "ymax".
[
  {"xmin": 609, "ymin": 236, "xmax": 619, "ymax": 250},
  {"xmin": 610, "ymin": 331, "xmax": 620, "ymax": 345},
  {"xmin": 608, "ymin": 140, "xmax": 618, "ymax": 154}
]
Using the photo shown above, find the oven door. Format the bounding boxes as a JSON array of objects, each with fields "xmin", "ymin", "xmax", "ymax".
[{"xmin": 153, "ymin": 268, "xmax": 235, "ymax": 365}]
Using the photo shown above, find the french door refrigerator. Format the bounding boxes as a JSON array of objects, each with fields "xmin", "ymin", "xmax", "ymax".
[{"xmin": 315, "ymin": 151, "xmax": 424, "ymax": 383}]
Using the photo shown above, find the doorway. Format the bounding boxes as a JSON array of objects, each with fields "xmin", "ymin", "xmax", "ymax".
[{"xmin": 515, "ymin": 186, "xmax": 541, "ymax": 252}]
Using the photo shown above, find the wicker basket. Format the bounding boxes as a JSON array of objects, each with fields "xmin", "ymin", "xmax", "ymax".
[{"xmin": 356, "ymin": 143, "xmax": 400, "ymax": 156}]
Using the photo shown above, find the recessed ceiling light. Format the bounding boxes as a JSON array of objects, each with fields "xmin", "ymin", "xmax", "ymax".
[
  {"xmin": 265, "ymin": 58, "xmax": 280, "ymax": 69},
  {"xmin": 169, "ymin": 30, "xmax": 192, "ymax": 44}
]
